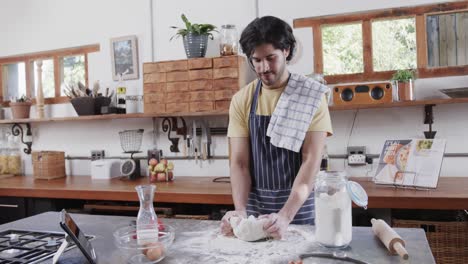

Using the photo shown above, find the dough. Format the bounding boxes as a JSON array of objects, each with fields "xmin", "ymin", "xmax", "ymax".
[{"xmin": 229, "ymin": 215, "xmax": 269, "ymax": 242}]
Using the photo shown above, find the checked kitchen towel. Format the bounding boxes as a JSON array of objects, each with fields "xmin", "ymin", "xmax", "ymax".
[{"xmin": 266, "ymin": 73, "xmax": 328, "ymax": 152}]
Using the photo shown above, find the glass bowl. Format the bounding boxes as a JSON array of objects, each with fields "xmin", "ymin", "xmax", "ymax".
[{"xmin": 113, "ymin": 224, "xmax": 175, "ymax": 264}]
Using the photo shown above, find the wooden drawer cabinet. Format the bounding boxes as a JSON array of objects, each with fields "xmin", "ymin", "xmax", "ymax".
[{"xmin": 143, "ymin": 55, "xmax": 254, "ymax": 114}]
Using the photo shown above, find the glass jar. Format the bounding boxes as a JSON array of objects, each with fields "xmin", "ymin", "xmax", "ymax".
[
  {"xmin": 0, "ymin": 133, "xmax": 8, "ymax": 175},
  {"xmin": 219, "ymin": 24, "xmax": 238, "ymax": 56},
  {"xmin": 8, "ymin": 136, "xmax": 22, "ymax": 175},
  {"xmin": 314, "ymin": 171, "xmax": 352, "ymax": 248}
]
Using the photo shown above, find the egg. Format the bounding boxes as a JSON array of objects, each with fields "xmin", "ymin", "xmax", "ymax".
[{"xmin": 143, "ymin": 242, "xmax": 165, "ymax": 261}]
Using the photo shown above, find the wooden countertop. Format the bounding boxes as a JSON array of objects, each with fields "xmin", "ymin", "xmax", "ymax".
[
  {"xmin": 1, "ymin": 176, "xmax": 467, "ymax": 209},
  {"xmin": 0, "ymin": 176, "xmax": 233, "ymax": 205}
]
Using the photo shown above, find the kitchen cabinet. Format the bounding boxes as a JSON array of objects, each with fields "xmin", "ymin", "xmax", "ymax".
[
  {"xmin": 142, "ymin": 55, "xmax": 253, "ymax": 114},
  {"xmin": 0, "ymin": 197, "xmax": 26, "ymax": 224}
]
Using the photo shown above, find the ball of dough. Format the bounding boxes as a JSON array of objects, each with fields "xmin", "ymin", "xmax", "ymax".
[{"xmin": 229, "ymin": 215, "xmax": 269, "ymax": 242}]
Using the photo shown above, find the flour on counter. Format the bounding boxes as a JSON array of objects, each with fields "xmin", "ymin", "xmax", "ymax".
[{"xmin": 170, "ymin": 224, "xmax": 318, "ymax": 264}]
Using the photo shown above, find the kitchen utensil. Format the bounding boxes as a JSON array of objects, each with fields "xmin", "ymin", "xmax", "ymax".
[
  {"xmin": 371, "ymin": 218, "xmax": 409, "ymax": 260},
  {"xmin": 113, "ymin": 224, "xmax": 174, "ymax": 264},
  {"xmin": 299, "ymin": 252, "xmax": 369, "ymax": 264},
  {"xmin": 192, "ymin": 120, "xmax": 199, "ymax": 161}
]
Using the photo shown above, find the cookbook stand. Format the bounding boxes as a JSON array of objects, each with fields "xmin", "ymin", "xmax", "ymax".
[{"xmin": 373, "ymin": 169, "xmax": 437, "ymax": 190}]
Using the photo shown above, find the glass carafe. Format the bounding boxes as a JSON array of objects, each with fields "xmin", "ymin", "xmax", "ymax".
[
  {"xmin": 314, "ymin": 171, "xmax": 352, "ymax": 248},
  {"xmin": 135, "ymin": 185, "xmax": 159, "ymax": 245}
]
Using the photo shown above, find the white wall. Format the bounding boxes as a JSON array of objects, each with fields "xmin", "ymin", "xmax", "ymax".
[{"xmin": 0, "ymin": 0, "xmax": 467, "ymax": 178}]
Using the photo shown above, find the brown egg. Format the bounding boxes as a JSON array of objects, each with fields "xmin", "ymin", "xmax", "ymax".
[{"xmin": 144, "ymin": 242, "xmax": 165, "ymax": 261}]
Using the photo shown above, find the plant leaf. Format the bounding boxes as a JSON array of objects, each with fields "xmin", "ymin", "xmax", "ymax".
[{"xmin": 181, "ymin": 14, "xmax": 192, "ymax": 31}]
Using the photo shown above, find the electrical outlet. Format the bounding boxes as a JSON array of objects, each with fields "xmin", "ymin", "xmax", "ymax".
[
  {"xmin": 91, "ymin": 150, "xmax": 105, "ymax": 161},
  {"xmin": 347, "ymin": 146, "xmax": 366, "ymax": 166}
]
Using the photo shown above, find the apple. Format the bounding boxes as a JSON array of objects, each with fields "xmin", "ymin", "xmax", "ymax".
[
  {"xmin": 150, "ymin": 173, "xmax": 157, "ymax": 183},
  {"xmin": 156, "ymin": 173, "xmax": 166, "ymax": 182},
  {"xmin": 149, "ymin": 158, "xmax": 158, "ymax": 166}
]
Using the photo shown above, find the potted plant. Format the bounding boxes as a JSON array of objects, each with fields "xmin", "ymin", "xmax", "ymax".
[
  {"xmin": 10, "ymin": 95, "xmax": 32, "ymax": 119},
  {"xmin": 392, "ymin": 69, "xmax": 416, "ymax": 101},
  {"xmin": 171, "ymin": 14, "xmax": 216, "ymax": 58}
]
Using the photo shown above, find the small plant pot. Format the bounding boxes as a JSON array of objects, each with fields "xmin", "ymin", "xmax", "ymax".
[
  {"xmin": 396, "ymin": 80, "xmax": 415, "ymax": 101},
  {"xmin": 70, "ymin": 97, "xmax": 95, "ymax": 116},
  {"xmin": 10, "ymin": 102, "xmax": 32, "ymax": 119},
  {"xmin": 94, "ymin": 96, "xmax": 111, "ymax": 115},
  {"xmin": 183, "ymin": 33, "xmax": 208, "ymax": 58}
]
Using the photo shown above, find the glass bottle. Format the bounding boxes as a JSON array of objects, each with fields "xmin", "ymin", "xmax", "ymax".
[
  {"xmin": 8, "ymin": 135, "xmax": 22, "ymax": 175},
  {"xmin": 219, "ymin": 24, "xmax": 238, "ymax": 56},
  {"xmin": 135, "ymin": 184, "xmax": 159, "ymax": 245},
  {"xmin": 314, "ymin": 171, "xmax": 352, "ymax": 248}
]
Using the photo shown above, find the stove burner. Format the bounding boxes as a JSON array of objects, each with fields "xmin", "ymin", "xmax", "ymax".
[{"xmin": 0, "ymin": 229, "xmax": 94, "ymax": 263}]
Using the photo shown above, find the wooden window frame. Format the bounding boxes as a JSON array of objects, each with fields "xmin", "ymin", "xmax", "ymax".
[
  {"xmin": 0, "ymin": 44, "xmax": 99, "ymax": 106},
  {"xmin": 293, "ymin": 1, "xmax": 468, "ymax": 84}
]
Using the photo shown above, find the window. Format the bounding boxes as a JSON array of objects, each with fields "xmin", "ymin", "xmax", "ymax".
[
  {"xmin": 427, "ymin": 11, "xmax": 468, "ymax": 67},
  {"xmin": 2, "ymin": 62, "xmax": 26, "ymax": 101},
  {"xmin": 61, "ymin": 55, "xmax": 85, "ymax": 94},
  {"xmin": 372, "ymin": 18, "xmax": 417, "ymax": 71},
  {"xmin": 0, "ymin": 44, "xmax": 99, "ymax": 105},
  {"xmin": 322, "ymin": 23, "xmax": 363, "ymax": 75},
  {"xmin": 293, "ymin": 2, "xmax": 468, "ymax": 84}
]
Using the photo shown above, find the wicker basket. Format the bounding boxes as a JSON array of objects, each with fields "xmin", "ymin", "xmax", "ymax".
[
  {"xmin": 393, "ymin": 219, "xmax": 468, "ymax": 264},
  {"xmin": 32, "ymin": 151, "xmax": 66, "ymax": 180}
]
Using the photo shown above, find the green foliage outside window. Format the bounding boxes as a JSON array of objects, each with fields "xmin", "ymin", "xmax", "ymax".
[
  {"xmin": 372, "ymin": 18, "xmax": 417, "ymax": 71},
  {"xmin": 322, "ymin": 23, "xmax": 364, "ymax": 75}
]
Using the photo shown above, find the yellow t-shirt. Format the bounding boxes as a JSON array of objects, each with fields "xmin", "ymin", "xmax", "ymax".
[{"xmin": 228, "ymin": 79, "xmax": 333, "ymax": 137}]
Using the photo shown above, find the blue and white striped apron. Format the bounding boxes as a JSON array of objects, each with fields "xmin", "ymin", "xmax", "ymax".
[{"xmin": 246, "ymin": 80, "xmax": 315, "ymax": 225}]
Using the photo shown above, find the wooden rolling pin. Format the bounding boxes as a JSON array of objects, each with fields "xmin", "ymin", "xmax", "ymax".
[{"xmin": 371, "ymin": 218, "xmax": 409, "ymax": 260}]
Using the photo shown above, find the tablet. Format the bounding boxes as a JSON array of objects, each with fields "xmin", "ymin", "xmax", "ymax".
[{"xmin": 59, "ymin": 209, "xmax": 97, "ymax": 264}]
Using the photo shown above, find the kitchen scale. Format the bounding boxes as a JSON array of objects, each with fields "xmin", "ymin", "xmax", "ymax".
[{"xmin": 119, "ymin": 129, "xmax": 144, "ymax": 180}]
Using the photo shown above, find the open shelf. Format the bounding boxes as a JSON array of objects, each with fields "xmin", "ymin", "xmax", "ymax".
[
  {"xmin": 0, "ymin": 98, "xmax": 466, "ymax": 124},
  {"xmin": 329, "ymin": 97, "xmax": 468, "ymax": 111},
  {"xmin": 0, "ymin": 111, "xmax": 229, "ymax": 124}
]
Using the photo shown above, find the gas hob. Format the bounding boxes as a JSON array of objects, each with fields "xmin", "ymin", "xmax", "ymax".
[{"xmin": 0, "ymin": 229, "xmax": 94, "ymax": 263}]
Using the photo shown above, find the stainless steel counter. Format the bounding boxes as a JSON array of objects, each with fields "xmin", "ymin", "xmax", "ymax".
[{"xmin": 0, "ymin": 212, "xmax": 435, "ymax": 263}]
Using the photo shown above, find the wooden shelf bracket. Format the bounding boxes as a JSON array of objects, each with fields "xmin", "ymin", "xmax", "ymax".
[
  {"xmin": 424, "ymin": 104, "xmax": 437, "ymax": 139},
  {"xmin": 11, "ymin": 123, "xmax": 33, "ymax": 154}
]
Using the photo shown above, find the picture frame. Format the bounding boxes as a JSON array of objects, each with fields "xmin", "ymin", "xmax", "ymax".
[{"xmin": 110, "ymin": 35, "xmax": 139, "ymax": 81}]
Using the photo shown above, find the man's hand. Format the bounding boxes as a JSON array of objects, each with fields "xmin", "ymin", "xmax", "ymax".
[
  {"xmin": 260, "ymin": 212, "xmax": 291, "ymax": 239},
  {"xmin": 220, "ymin": 210, "xmax": 247, "ymax": 236}
]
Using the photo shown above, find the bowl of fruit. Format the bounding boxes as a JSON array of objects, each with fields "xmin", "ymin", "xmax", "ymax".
[
  {"xmin": 113, "ymin": 222, "xmax": 175, "ymax": 264},
  {"xmin": 148, "ymin": 158, "xmax": 174, "ymax": 182}
]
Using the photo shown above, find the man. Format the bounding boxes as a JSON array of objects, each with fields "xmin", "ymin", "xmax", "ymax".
[{"xmin": 220, "ymin": 16, "xmax": 333, "ymax": 239}]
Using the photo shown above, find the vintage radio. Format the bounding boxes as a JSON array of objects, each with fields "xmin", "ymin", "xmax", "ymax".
[{"xmin": 333, "ymin": 82, "xmax": 393, "ymax": 106}]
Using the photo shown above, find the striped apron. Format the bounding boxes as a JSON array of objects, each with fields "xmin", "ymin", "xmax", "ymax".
[{"xmin": 246, "ymin": 80, "xmax": 315, "ymax": 225}]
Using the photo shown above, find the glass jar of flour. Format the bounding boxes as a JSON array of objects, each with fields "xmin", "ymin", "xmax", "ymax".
[{"xmin": 314, "ymin": 171, "xmax": 368, "ymax": 248}]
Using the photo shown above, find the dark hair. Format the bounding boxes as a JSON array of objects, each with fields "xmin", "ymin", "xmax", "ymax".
[{"xmin": 240, "ymin": 16, "xmax": 296, "ymax": 61}]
